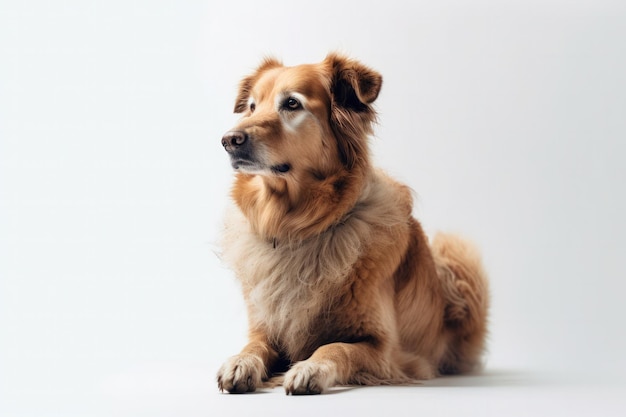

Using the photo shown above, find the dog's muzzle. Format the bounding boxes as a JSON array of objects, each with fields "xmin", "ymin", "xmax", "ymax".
[
  {"xmin": 221, "ymin": 130, "xmax": 290, "ymax": 174},
  {"xmin": 221, "ymin": 130, "xmax": 259, "ymax": 171}
]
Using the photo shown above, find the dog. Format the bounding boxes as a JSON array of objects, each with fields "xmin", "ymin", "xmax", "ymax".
[{"xmin": 216, "ymin": 53, "xmax": 489, "ymax": 395}]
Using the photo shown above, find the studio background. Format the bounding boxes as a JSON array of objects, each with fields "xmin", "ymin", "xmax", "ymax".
[{"xmin": 1, "ymin": 1, "xmax": 625, "ymax": 416}]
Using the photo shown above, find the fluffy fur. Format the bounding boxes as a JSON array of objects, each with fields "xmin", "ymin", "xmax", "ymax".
[{"xmin": 216, "ymin": 53, "xmax": 489, "ymax": 395}]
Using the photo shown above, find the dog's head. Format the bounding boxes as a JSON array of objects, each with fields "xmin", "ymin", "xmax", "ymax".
[{"xmin": 221, "ymin": 53, "xmax": 382, "ymax": 177}]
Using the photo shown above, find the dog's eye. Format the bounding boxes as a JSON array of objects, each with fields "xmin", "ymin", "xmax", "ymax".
[
  {"xmin": 249, "ymin": 102, "xmax": 256, "ymax": 113},
  {"xmin": 284, "ymin": 97, "xmax": 302, "ymax": 111}
]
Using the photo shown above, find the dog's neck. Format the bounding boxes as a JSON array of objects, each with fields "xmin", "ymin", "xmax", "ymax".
[{"xmin": 232, "ymin": 164, "xmax": 370, "ymax": 244}]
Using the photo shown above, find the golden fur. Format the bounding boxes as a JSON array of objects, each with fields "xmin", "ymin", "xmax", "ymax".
[{"xmin": 216, "ymin": 54, "xmax": 489, "ymax": 395}]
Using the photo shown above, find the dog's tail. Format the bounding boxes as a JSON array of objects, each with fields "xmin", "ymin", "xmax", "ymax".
[{"xmin": 431, "ymin": 232, "xmax": 490, "ymax": 374}]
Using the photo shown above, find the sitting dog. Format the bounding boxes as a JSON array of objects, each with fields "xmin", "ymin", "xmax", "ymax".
[{"xmin": 216, "ymin": 53, "xmax": 489, "ymax": 395}]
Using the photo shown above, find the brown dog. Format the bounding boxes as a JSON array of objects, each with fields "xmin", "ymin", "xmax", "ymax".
[{"xmin": 216, "ymin": 54, "xmax": 489, "ymax": 395}]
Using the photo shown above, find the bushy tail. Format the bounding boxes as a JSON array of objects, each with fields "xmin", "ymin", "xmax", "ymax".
[{"xmin": 431, "ymin": 233, "xmax": 490, "ymax": 374}]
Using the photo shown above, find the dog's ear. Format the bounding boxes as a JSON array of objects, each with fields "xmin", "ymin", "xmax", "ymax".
[
  {"xmin": 325, "ymin": 53, "xmax": 382, "ymax": 169},
  {"xmin": 233, "ymin": 76, "xmax": 254, "ymax": 113},
  {"xmin": 325, "ymin": 53, "xmax": 382, "ymax": 108},
  {"xmin": 234, "ymin": 57, "xmax": 283, "ymax": 113}
]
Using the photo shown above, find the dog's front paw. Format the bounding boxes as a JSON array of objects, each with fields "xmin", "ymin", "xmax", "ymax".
[
  {"xmin": 284, "ymin": 360, "xmax": 337, "ymax": 395},
  {"xmin": 217, "ymin": 354, "xmax": 265, "ymax": 394}
]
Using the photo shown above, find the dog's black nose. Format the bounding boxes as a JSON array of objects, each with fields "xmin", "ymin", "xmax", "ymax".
[{"xmin": 221, "ymin": 131, "xmax": 247, "ymax": 152}]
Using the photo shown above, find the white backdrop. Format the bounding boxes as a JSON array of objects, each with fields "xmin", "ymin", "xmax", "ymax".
[{"xmin": 1, "ymin": 1, "xmax": 625, "ymax": 416}]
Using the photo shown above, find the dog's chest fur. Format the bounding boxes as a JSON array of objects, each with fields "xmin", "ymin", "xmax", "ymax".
[{"xmin": 220, "ymin": 171, "xmax": 411, "ymax": 360}]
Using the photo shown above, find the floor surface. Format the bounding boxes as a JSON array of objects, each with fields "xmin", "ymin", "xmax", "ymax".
[{"xmin": 3, "ymin": 364, "xmax": 624, "ymax": 417}]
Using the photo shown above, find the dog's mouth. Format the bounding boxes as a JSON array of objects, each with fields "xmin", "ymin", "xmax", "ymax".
[
  {"xmin": 226, "ymin": 146, "xmax": 259, "ymax": 170},
  {"xmin": 230, "ymin": 157, "xmax": 262, "ymax": 171},
  {"xmin": 223, "ymin": 130, "xmax": 290, "ymax": 175},
  {"xmin": 230, "ymin": 158, "xmax": 253, "ymax": 169},
  {"xmin": 230, "ymin": 156, "xmax": 291, "ymax": 175}
]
